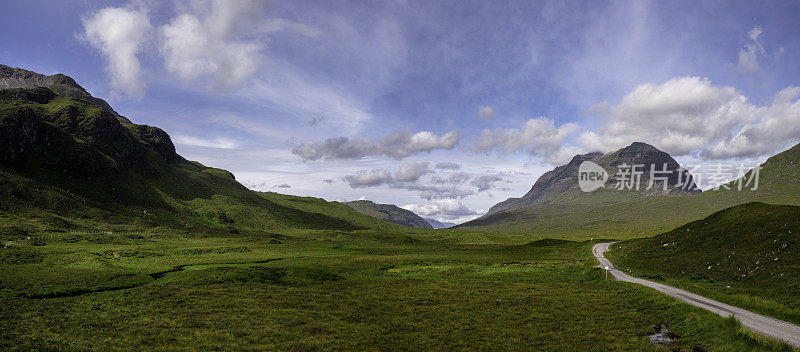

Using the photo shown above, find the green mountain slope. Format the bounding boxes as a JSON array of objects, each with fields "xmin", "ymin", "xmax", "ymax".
[
  {"xmin": 259, "ymin": 192, "xmax": 404, "ymax": 230},
  {"xmin": 609, "ymin": 202, "xmax": 800, "ymax": 324},
  {"xmin": 459, "ymin": 142, "xmax": 800, "ymax": 239},
  {"xmin": 344, "ymin": 200, "xmax": 433, "ymax": 228},
  {"xmin": 0, "ymin": 70, "xmax": 395, "ymax": 235},
  {"xmin": 486, "ymin": 142, "xmax": 700, "ymax": 215}
]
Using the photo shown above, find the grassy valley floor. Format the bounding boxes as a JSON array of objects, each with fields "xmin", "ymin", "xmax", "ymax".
[{"xmin": 0, "ymin": 230, "xmax": 794, "ymax": 351}]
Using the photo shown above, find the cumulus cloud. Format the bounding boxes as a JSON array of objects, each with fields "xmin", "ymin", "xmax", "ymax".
[
  {"xmin": 323, "ymin": 179, "xmax": 335, "ymax": 184},
  {"xmin": 81, "ymin": 5, "xmax": 152, "ymax": 99},
  {"xmin": 434, "ymin": 162, "xmax": 461, "ymax": 170},
  {"xmin": 471, "ymin": 175, "xmax": 503, "ymax": 192},
  {"xmin": 341, "ymin": 166, "xmax": 474, "ymax": 200},
  {"xmin": 473, "ymin": 117, "xmax": 579, "ymax": 162},
  {"xmin": 477, "ymin": 105, "xmax": 495, "ymax": 119},
  {"xmin": 159, "ymin": 0, "xmax": 266, "ymax": 88},
  {"xmin": 431, "ymin": 172, "xmax": 470, "ymax": 185},
  {"xmin": 294, "ymin": 130, "xmax": 460, "ymax": 160},
  {"xmin": 395, "ymin": 162, "xmax": 430, "ymax": 182},
  {"xmin": 403, "ymin": 199, "xmax": 480, "ymax": 217},
  {"xmin": 343, "ymin": 169, "xmax": 393, "ymax": 188},
  {"xmin": 578, "ymin": 76, "xmax": 761, "ymax": 157},
  {"xmin": 708, "ymin": 86, "xmax": 800, "ymax": 158},
  {"xmin": 737, "ymin": 26, "xmax": 764, "ymax": 72},
  {"xmin": 398, "ymin": 184, "xmax": 475, "ymax": 200}
]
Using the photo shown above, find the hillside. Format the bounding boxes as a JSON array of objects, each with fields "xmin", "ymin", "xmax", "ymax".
[
  {"xmin": 486, "ymin": 142, "xmax": 700, "ymax": 215},
  {"xmin": 258, "ymin": 192, "xmax": 403, "ymax": 230},
  {"xmin": 345, "ymin": 200, "xmax": 433, "ymax": 228},
  {"xmin": 459, "ymin": 142, "xmax": 800, "ymax": 238},
  {"xmin": 424, "ymin": 218, "xmax": 456, "ymax": 229},
  {"xmin": 609, "ymin": 202, "xmax": 800, "ymax": 324},
  {"xmin": 0, "ymin": 67, "xmax": 395, "ymax": 235}
]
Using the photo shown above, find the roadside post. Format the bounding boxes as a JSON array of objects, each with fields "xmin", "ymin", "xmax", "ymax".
[{"xmin": 604, "ymin": 265, "xmax": 609, "ymax": 279}]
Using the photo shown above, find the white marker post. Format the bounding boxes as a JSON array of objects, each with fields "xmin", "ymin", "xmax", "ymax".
[{"xmin": 604, "ymin": 265, "xmax": 610, "ymax": 279}]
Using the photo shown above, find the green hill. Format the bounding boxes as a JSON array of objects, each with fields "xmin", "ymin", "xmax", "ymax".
[
  {"xmin": 609, "ymin": 202, "xmax": 800, "ymax": 324},
  {"xmin": 458, "ymin": 142, "xmax": 800, "ymax": 239},
  {"xmin": 0, "ymin": 71, "xmax": 397, "ymax": 236},
  {"xmin": 344, "ymin": 200, "xmax": 433, "ymax": 228}
]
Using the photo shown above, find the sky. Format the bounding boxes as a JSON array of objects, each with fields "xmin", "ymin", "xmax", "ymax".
[{"xmin": 2, "ymin": 0, "xmax": 800, "ymax": 223}]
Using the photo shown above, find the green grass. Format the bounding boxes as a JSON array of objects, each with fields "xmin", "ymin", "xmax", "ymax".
[
  {"xmin": 459, "ymin": 143, "xmax": 800, "ymax": 239},
  {"xmin": 608, "ymin": 202, "xmax": 800, "ymax": 326},
  {"xmin": 0, "ymin": 229, "xmax": 794, "ymax": 351}
]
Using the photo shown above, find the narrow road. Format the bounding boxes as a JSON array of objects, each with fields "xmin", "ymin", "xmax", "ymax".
[{"xmin": 593, "ymin": 242, "xmax": 800, "ymax": 348}]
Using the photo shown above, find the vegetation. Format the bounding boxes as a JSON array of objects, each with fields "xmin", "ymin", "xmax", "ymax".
[
  {"xmin": 344, "ymin": 200, "xmax": 433, "ymax": 228},
  {"xmin": 0, "ymin": 230, "xmax": 793, "ymax": 351},
  {"xmin": 1, "ymin": 70, "xmax": 798, "ymax": 350},
  {"xmin": 609, "ymin": 202, "xmax": 800, "ymax": 326},
  {"xmin": 459, "ymin": 143, "xmax": 800, "ymax": 238}
]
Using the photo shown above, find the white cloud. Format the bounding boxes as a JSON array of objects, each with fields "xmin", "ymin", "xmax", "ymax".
[
  {"xmin": 403, "ymin": 199, "xmax": 480, "ymax": 217},
  {"xmin": 159, "ymin": 0, "xmax": 265, "ymax": 88},
  {"xmin": 395, "ymin": 161, "xmax": 430, "ymax": 182},
  {"xmin": 473, "ymin": 117, "xmax": 579, "ymax": 163},
  {"xmin": 81, "ymin": 5, "xmax": 152, "ymax": 100},
  {"xmin": 579, "ymin": 77, "xmax": 757, "ymax": 156},
  {"xmin": 431, "ymin": 172, "xmax": 470, "ymax": 184},
  {"xmin": 708, "ymin": 86, "xmax": 800, "ymax": 158},
  {"xmin": 434, "ymin": 162, "xmax": 461, "ymax": 170},
  {"xmin": 343, "ymin": 169, "xmax": 393, "ymax": 188},
  {"xmin": 737, "ymin": 26, "xmax": 764, "ymax": 72},
  {"xmin": 477, "ymin": 105, "xmax": 495, "ymax": 119},
  {"xmin": 294, "ymin": 130, "xmax": 460, "ymax": 160},
  {"xmin": 577, "ymin": 76, "xmax": 800, "ymax": 159},
  {"xmin": 471, "ymin": 175, "xmax": 502, "ymax": 192},
  {"xmin": 173, "ymin": 135, "xmax": 238, "ymax": 149}
]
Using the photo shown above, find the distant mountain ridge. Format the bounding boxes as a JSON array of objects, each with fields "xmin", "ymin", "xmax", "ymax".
[
  {"xmin": 424, "ymin": 218, "xmax": 456, "ymax": 229},
  {"xmin": 486, "ymin": 142, "xmax": 700, "ymax": 215},
  {"xmin": 345, "ymin": 200, "xmax": 433, "ymax": 228}
]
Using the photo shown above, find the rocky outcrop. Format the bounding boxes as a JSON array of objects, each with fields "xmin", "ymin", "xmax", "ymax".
[
  {"xmin": 0, "ymin": 64, "xmax": 131, "ymax": 123},
  {"xmin": 0, "ymin": 87, "xmax": 179, "ymax": 178}
]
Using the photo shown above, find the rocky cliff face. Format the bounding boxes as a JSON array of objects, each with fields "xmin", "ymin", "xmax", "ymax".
[
  {"xmin": 0, "ymin": 86, "xmax": 178, "ymax": 178},
  {"xmin": 486, "ymin": 142, "xmax": 700, "ymax": 215},
  {"xmin": 0, "ymin": 64, "xmax": 131, "ymax": 123}
]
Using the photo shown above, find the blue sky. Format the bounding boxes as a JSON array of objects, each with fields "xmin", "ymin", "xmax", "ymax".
[{"xmin": 2, "ymin": 0, "xmax": 800, "ymax": 222}]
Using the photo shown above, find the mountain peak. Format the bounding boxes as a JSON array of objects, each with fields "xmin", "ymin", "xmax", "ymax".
[
  {"xmin": 623, "ymin": 141, "xmax": 660, "ymax": 152},
  {"xmin": 484, "ymin": 142, "xmax": 700, "ymax": 215},
  {"xmin": 0, "ymin": 64, "xmax": 130, "ymax": 124}
]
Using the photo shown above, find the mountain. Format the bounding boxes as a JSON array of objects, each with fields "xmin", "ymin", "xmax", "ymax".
[
  {"xmin": 0, "ymin": 64, "xmax": 130, "ymax": 123},
  {"xmin": 486, "ymin": 142, "xmax": 700, "ymax": 215},
  {"xmin": 345, "ymin": 200, "xmax": 433, "ymax": 228},
  {"xmin": 609, "ymin": 202, "xmax": 800, "ymax": 321},
  {"xmin": 424, "ymin": 218, "xmax": 456, "ymax": 229},
  {"xmin": 0, "ymin": 66, "xmax": 398, "ymax": 234},
  {"xmin": 458, "ymin": 141, "xmax": 800, "ymax": 239}
]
